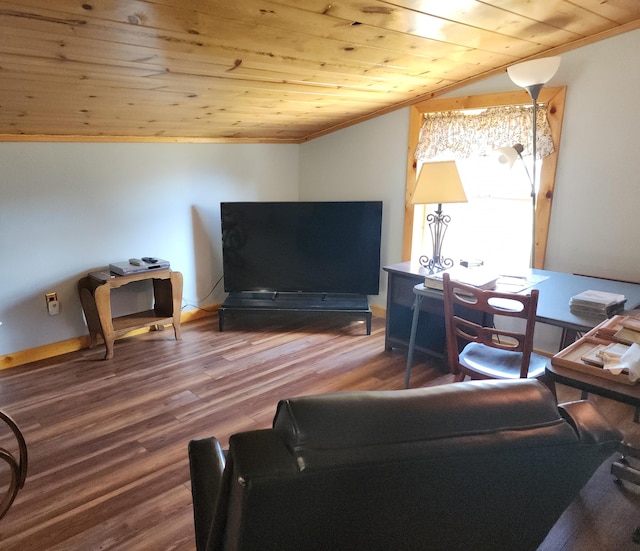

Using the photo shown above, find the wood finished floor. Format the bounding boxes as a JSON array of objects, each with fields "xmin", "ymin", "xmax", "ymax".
[{"xmin": 0, "ymin": 312, "xmax": 638, "ymax": 550}]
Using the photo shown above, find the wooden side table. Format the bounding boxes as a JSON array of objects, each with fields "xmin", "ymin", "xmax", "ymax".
[{"xmin": 78, "ymin": 269, "xmax": 183, "ymax": 360}]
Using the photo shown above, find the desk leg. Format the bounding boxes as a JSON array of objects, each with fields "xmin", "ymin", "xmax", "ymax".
[
  {"xmin": 94, "ymin": 284, "xmax": 115, "ymax": 360},
  {"xmin": 560, "ymin": 328, "xmax": 580, "ymax": 350},
  {"xmin": 404, "ymin": 295, "xmax": 423, "ymax": 389}
]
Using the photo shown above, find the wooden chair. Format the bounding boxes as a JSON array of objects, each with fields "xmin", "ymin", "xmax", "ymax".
[
  {"xmin": 0, "ymin": 410, "xmax": 27, "ymax": 520},
  {"xmin": 442, "ymin": 272, "xmax": 548, "ymax": 382}
]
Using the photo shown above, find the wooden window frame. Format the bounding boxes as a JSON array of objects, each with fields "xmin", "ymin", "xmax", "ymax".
[{"xmin": 403, "ymin": 87, "xmax": 566, "ymax": 269}]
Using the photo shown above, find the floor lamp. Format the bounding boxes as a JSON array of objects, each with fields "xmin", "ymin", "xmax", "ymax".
[
  {"xmin": 505, "ymin": 56, "xmax": 561, "ymax": 268},
  {"xmin": 411, "ymin": 160, "xmax": 467, "ymax": 273},
  {"xmin": 495, "ymin": 142, "xmax": 534, "ymax": 263}
]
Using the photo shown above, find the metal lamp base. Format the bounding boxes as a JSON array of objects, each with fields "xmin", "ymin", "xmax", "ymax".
[{"xmin": 419, "ymin": 203, "xmax": 455, "ymax": 274}]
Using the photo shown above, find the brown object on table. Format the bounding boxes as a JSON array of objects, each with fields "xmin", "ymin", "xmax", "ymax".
[
  {"xmin": 0, "ymin": 410, "xmax": 27, "ymax": 520},
  {"xmin": 548, "ymin": 315, "xmax": 640, "ymax": 428},
  {"xmin": 552, "ymin": 315, "xmax": 640, "ymax": 386},
  {"xmin": 78, "ymin": 269, "xmax": 183, "ymax": 360}
]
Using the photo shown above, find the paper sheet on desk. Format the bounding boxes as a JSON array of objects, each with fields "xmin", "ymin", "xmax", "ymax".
[{"xmin": 495, "ymin": 274, "xmax": 549, "ymax": 293}]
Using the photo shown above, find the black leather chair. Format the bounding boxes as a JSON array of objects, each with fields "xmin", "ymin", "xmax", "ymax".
[{"xmin": 189, "ymin": 379, "xmax": 622, "ymax": 551}]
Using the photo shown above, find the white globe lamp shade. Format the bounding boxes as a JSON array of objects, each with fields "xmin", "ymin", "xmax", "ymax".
[{"xmin": 507, "ymin": 56, "xmax": 561, "ymax": 88}]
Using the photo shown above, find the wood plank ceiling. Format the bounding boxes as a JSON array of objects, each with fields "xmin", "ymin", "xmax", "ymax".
[{"xmin": 1, "ymin": 0, "xmax": 639, "ymax": 143}]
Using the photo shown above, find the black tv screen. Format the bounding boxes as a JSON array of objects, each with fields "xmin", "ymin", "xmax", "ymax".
[{"xmin": 221, "ymin": 201, "xmax": 382, "ymax": 295}]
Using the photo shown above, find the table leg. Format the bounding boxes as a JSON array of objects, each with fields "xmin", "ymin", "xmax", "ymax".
[
  {"xmin": 612, "ymin": 441, "xmax": 640, "ymax": 486},
  {"xmin": 78, "ymin": 281, "xmax": 100, "ymax": 349},
  {"xmin": 94, "ymin": 284, "xmax": 115, "ymax": 360},
  {"xmin": 404, "ymin": 294, "xmax": 423, "ymax": 389},
  {"xmin": 153, "ymin": 273, "xmax": 183, "ymax": 341}
]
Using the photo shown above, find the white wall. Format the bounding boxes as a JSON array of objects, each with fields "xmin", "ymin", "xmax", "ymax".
[
  {"xmin": 546, "ymin": 31, "xmax": 640, "ymax": 281},
  {"xmin": 298, "ymin": 109, "xmax": 410, "ymax": 308},
  {"xmin": 0, "ymin": 143, "xmax": 298, "ymax": 355}
]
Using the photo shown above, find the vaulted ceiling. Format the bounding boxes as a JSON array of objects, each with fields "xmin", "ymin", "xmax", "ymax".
[{"xmin": 1, "ymin": 1, "xmax": 639, "ymax": 143}]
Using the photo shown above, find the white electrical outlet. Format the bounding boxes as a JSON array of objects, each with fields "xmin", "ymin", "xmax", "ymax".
[{"xmin": 45, "ymin": 293, "xmax": 60, "ymax": 316}]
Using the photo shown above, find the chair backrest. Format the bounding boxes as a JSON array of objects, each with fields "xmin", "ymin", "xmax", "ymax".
[
  {"xmin": 442, "ymin": 272, "xmax": 539, "ymax": 379},
  {"xmin": 190, "ymin": 380, "xmax": 622, "ymax": 551}
]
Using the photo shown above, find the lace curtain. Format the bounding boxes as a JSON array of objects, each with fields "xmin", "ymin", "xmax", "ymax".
[{"xmin": 414, "ymin": 104, "xmax": 554, "ymax": 161}]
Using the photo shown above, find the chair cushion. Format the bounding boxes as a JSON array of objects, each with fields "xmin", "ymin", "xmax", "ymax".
[{"xmin": 460, "ymin": 342, "xmax": 548, "ymax": 379}]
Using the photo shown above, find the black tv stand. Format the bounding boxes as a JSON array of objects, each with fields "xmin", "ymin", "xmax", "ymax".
[{"xmin": 218, "ymin": 292, "xmax": 372, "ymax": 334}]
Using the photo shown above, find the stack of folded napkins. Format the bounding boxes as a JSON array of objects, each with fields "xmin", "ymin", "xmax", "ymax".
[{"xmin": 569, "ymin": 289, "xmax": 626, "ymax": 319}]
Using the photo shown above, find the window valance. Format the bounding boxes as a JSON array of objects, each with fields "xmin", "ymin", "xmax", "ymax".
[{"xmin": 414, "ymin": 104, "xmax": 554, "ymax": 161}]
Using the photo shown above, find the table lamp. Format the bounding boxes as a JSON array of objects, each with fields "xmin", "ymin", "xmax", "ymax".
[{"xmin": 411, "ymin": 160, "xmax": 467, "ymax": 273}]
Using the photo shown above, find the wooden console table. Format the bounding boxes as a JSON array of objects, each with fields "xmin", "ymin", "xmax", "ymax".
[{"xmin": 78, "ymin": 269, "xmax": 183, "ymax": 360}]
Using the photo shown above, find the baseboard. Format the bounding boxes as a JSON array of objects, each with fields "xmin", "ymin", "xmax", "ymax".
[{"xmin": 0, "ymin": 307, "xmax": 218, "ymax": 371}]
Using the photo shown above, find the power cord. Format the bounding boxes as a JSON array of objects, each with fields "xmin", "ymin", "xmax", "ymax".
[{"xmin": 181, "ymin": 274, "xmax": 224, "ymax": 313}]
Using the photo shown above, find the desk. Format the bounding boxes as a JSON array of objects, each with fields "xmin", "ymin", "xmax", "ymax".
[
  {"xmin": 383, "ymin": 262, "xmax": 448, "ymax": 357},
  {"xmin": 530, "ymin": 270, "xmax": 640, "ymax": 335},
  {"xmin": 78, "ymin": 269, "xmax": 183, "ymax": 360},
  {"xmin": 384, "ymin": 261, "xmax": 640, "ymax": 356}
]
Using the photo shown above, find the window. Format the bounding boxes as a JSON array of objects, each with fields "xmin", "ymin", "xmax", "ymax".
[
  {"xmin": 412, "ymin": 155, "xmax": 540, "ymax": 274},
  {"xmin": 403, "ymin": 88, "xmax": 566, "ymax": 269}
]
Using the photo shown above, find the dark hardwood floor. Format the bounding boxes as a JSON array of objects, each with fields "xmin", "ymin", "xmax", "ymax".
[{"xmin": 0, "ymin": 312, "xmax": 638, "ymax": 550}]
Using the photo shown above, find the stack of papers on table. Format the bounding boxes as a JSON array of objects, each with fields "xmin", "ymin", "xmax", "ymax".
[
  {"xmin": 424, "ymin": 266, "xmax": 499, "ymax": 291},
  {"xmin": 569, "ymin": 289, "xmax": 626, "ymax": 319}
]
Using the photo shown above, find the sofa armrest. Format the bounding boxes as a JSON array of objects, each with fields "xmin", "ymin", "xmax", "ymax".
[
  {"xmin": 558, "ymin": 400, "xmax": 623, "ymax": 446},
  {"xmin": 188, "ymin": 437, "xmax": 226, "ymax": 551}
]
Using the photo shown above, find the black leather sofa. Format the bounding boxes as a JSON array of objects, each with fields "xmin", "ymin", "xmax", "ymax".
[{"xmin": 189, "ymin": 379, "xmax": 622, "ymax": 551}]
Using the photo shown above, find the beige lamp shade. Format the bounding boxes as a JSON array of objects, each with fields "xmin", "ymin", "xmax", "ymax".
[{"xmin": 412, "ymin": 161, "xmax": 468, "ymax": 205}]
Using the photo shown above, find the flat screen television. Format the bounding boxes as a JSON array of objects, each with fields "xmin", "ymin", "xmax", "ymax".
[{"xmin": 221, "ymin": 201, "xmax": 382, "ymax": 295}]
